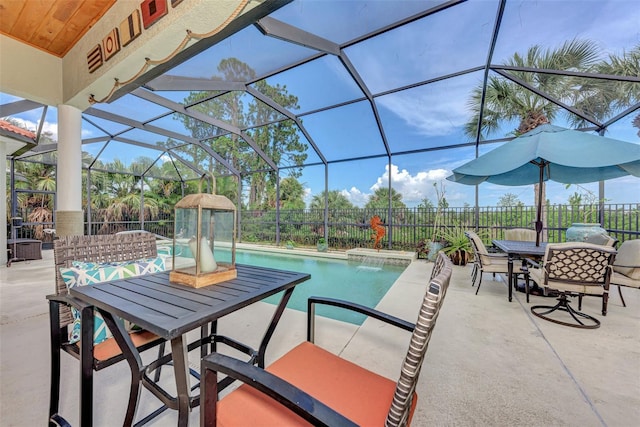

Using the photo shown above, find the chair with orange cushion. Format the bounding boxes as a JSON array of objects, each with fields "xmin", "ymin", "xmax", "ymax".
[
  {"xmin": 47, "ymin": 232, "xmax": 168, "ymax": 426},
  {"xmin": 200, "ymin": 252, "xmax": 452, "ymax": 426}
]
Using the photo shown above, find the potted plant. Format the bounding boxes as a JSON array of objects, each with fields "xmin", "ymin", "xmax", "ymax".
[
  {"xmin": 439, "ymin": 223, "xmax": 473, "ymax": 266},
  {"xmin": 317, "ymin": 237, "xmax": 328, "ymax": 252}
]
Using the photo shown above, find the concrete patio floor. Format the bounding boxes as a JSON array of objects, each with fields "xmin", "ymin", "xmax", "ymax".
[{"xmin": 1, "ymin": 248, "xmax": 639, "ymax": 426}]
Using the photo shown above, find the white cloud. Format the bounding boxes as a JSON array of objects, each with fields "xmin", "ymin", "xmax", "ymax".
[
  {"xmin": 371, "ymin": 164, "xmax": 450, "ymax": 203},
  {"xmin": 341, "ymin": 187, "xmax": 369, "ymax": 207},
  {"xmin": 342, "ymin": 163, "xmax": 452, "ymax": 207},
  {"xmin": 303, "ymin": 186, "xmax": 313, "ymax": 206},
  {"xmin": 376, "ymin": 87, "xmax": 471, "ymax": 137}
]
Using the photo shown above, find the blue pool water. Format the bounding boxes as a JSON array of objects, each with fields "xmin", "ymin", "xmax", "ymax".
[{"xmin": 235, "ymin": 251, "xmax": 406, "ymax": 325}]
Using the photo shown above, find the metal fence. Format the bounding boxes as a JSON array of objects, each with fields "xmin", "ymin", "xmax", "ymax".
[
  {"xmin": 9, "ymin": 203, "xmax": 638, "ymax": 250},
  {"xmin": 240, "ymin": 204, "xmax": 640, "ymax": 250}
]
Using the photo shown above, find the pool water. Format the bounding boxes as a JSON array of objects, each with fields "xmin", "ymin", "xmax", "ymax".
[{"xmin": 235, "ymin": 251, "xmax": 406, "ymax": 325}]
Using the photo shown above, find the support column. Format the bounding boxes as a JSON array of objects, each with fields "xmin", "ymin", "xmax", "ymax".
[{"xmin": 56, "ymin": 104, "xmax": 84, "ymax": 237}]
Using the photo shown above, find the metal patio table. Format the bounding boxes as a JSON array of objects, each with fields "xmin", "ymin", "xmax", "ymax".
[
  {"xmin": 492, "ymin": 240, "xmax": 547, "ymax": 302},
  {"xmin": 69, "ymin": 264, "xmax": 310, "ymax": 427}
]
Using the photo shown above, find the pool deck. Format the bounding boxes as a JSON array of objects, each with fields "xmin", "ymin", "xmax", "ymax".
[{"xmin": 1, "ymin": 246, "xmax": 639, "ymax": 426}]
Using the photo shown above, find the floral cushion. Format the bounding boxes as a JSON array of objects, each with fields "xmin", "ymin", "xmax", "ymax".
[{"xmin": 60, "ymin": 257, "xmax": 165, "ymax": 345}]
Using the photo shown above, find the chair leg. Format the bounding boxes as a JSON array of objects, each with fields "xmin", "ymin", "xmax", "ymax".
[
  {"xmin": 48, "ymin": 301, "xmax": 62, "ymax": 426},
  {"xmin": 475, "ymin": 271, "xmax": 483, "ymax": 295},
  {"xmin": 618, "ymin": 285, "xmax": 627, "ymax": 307},
  {"xmin": 602, "ymin": 292, "xmax": 608, "ymax": 316},
  {"xmin": 471, "ymin": 264, "xmax": 478, "ymax": 286},
  {"xmin": 153, "ymin": 342, "xmax": 165, "ymax": 383},
  {"xmin": 524, "ymin": 275, "xmax": 530, "ymax": 303},
  {"xmin": 101, "ymin": 312, "xmax": 143, "ymax": 426},
  {"xmin": 531, "ymin": 294, "xmax": 601, "ymax": 329}
]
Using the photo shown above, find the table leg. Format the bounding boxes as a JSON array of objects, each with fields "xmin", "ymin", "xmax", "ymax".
[
  {"xmin": 257, "ymin": 287, "xmax": 295, "ymax": 368},
  {"xmin": 171, "ymin": 335, "xmax": 191, "ymax": 427},
  {"xmin": 80, "ymin": 307, "xmax": 95, "ymax": 427},
  {"xmin": 507, "ymin": 254, "xmax": 514, "ymax": 302},
  {"xmin": 99, "ymin": 310, "xmax": 145, "ymax": 426}
]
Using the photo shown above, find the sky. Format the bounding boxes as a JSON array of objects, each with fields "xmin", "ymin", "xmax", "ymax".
[{"xmin": 3, "ymin": 0, "xmax": 640, "ymax": 209}]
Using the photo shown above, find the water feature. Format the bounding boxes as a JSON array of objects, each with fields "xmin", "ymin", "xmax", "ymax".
[{"xmin": 357, "ymin": 256, "xmax": 386, "ymax": 271}]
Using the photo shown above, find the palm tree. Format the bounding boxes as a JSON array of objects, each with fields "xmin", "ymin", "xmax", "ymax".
[
  {"xmin": 365, "ymin": 187, "xmax": 406, "ymax": 210},
  {"xmin": 309, "ymin": 190, "xmax": 354, "ymax": 210},
  {"xmin": 594, "ymin": 44, "xmax": 640, "ymax": 137},
  {"xmin": 466, "ymin": 39, "xmax": 602, "ymax": 139},
  {"xmin": 465, "ymin": 39, "xmax": 603, "ymax": 230}
]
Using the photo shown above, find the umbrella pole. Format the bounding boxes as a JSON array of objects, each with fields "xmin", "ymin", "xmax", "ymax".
[{"xmin": 535, "ymin": 163, "xmax": 545, "ymax": 246}]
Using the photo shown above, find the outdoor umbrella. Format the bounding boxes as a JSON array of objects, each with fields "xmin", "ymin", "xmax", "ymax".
[{"xmin": 447, "ymin": 124, "xmax": 640, "ymax": 245}]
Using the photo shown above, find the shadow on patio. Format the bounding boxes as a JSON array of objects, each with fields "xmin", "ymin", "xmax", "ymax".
[{"xmin": 1, "ymin": 248, "xmax": 638, "ymax": 426}]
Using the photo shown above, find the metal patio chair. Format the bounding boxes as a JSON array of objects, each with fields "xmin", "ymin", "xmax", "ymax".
[
  {"xmin": 609, "ymin": 239, "xmax": 640, "ymax": 307},
  {"xmin": 200, "ymin": 252, "xmax": 452, "ymax": 426},
  {"xmin": 504, "ymin": 228, "xmax": 537, "ymax": 242},
  {"xmin": 47, "ymin": 232, "xmax": 168, "ymax": 426},
  {"xmin": 465, "ymin": 231, "xmax": 510, "ymax": 295},
  {"xmin": 525, "ymin": 242, "xmax": 616, "ymax": 329}
]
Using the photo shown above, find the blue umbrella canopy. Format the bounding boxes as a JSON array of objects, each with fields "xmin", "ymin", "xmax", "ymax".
[
  {"xmin": 448, "ymin": 124, "xmax": 640, "ymax": 186},
  {"xmin": 447, "ymin": 124, "xmax": 640, "ymax": 245}
]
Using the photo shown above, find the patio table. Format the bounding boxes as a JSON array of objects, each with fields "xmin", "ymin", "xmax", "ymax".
[
  {"xmin": 492, "ymin": 240, "xmax": 547, "ymax": 301},
  {"xmin": 69, "ymin": 264, "xmax": 310, "ymax": 427}
]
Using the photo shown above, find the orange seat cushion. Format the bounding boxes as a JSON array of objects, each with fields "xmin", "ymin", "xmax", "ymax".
[
  {"xmin": 216, "ymin": 341, "xmax": 417, "ymax": 426},
  {"xmin": 88, "ymin": 330, "xmax": 161, "ymax": 361}
]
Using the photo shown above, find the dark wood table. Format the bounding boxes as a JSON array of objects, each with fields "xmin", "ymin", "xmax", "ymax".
[
  {"xmin": 492, "ymin": 240, "xmax": 547, "ymax": 302},
  {"xmin": 70, "ymin": 264, "xmax": 310, "ymax": 427}
]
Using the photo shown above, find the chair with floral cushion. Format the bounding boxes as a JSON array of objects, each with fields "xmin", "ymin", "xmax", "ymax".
[
  {"xmin": 47, "ymin": 232, "xmax": 168, "ymax": 426},
  {"xmin": 200, "ymin": 252, "xmax": 452, "ymax": 426}
]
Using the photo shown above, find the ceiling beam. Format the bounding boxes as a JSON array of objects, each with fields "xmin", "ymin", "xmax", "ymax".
[
  {"xmin": 132, "ymin": 88, "xmax": 278, "ymax": 171},
  {"xmin": 256, "ymin": 16, "xmax": 340, "ymax": 55}
]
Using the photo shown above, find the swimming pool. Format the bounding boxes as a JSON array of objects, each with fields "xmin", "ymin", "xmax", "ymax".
[{"xmin": 235, "ymin": 251, "xmax": 406, "ymax": 325}]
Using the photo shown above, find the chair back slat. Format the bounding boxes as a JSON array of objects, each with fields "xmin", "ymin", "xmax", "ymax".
[
  {"xmin": 386, "ymin": 252, "xmax": 452, "ymax": 427},
  {"xmin": 53, "ymin": 232, "xmax": 157, "ymax": 327},
  {"xmin": 543, "ymin": 242, "xmax": 616, "ymax": 288}
]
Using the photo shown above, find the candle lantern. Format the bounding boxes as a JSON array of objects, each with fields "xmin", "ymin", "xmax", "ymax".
[{"xmin": 170, "ymin": 194, "xmax": 236, "ymax": 288}]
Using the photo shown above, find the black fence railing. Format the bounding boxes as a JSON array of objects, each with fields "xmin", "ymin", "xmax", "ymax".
[
  {"xmin": 8, "ymin": 203, "xmax": 638, "ymax": 250},
  {"xmin": 240, "ymin": 204, "xmax": 639, "ymax": 250}
]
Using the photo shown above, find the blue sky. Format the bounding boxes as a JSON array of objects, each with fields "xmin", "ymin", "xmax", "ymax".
[{"xmin": 3, "ymin": 0, "xmax": 640, "ymax": 208}]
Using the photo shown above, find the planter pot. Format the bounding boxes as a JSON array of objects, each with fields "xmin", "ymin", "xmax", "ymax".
[
  {"xmin": 566, "ymin": 223, "xmax": 607, "ymax": 242},
  {"xmin": 449, "ymin": 250, "xmax": 469, "ymax": 266},
  {"xmin": 317, "ymin": 243, "xmax": 328, "ymax": 252},
  {"xmin": 427, "ymin": 242, "xmax": 443, "ymax": 261}
]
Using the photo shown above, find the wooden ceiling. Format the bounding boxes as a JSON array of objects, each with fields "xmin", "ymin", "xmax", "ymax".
[{"xmin": 0, "ymin": 0, "xmax": 116, "ymax": 57}]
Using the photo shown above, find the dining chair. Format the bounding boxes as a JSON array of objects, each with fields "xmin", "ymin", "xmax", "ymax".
[
  {"xmin": 47, "ymin": 232, "xmax": 168, "ymax": 426},
  {"xmin": 583, "ymin": 232, "xmax": 618, "ymax": 248},
  {"xmin": 524, "ymin": 242, "xmax": 616, "ymax": 329},
  {"xmin": 465, "ymin": 231, "xmax": 510, "ymax": 295},
  {"xmin": 609, "ymin": 239, "xmax": 640, "ymax": 307},
  {"xmin": 504, "ymin": 228, "xmax": 537, "ymax": 242},
  {"xmin": 199, "ymin": 252, "xmax": 452, "ymax": 426}
]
